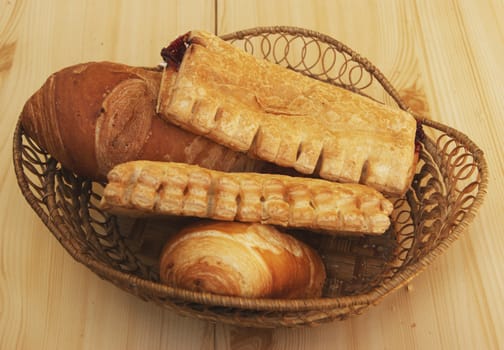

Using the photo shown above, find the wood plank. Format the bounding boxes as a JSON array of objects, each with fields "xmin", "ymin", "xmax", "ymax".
[
  {"xmin": 412, "ymin": 0, "xmax": 503, "ymax": 347},
  {"xmin": 216, "ymin": 0, "xmax": 502, "ymax": 349},
  {"xmin": 0, "ymin": 1, "xmax": 215, "ymax": 349}
]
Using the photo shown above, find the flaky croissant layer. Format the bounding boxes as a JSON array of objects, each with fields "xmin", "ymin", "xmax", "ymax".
[{"xmin": 159, "ymin": 221, "xmax": 326, "ymax": 298}]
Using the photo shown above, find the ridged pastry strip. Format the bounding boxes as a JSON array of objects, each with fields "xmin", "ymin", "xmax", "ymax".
[
  {"xmin": 157, "ymin": 30, "xmax": 418, "ymax": 195},
  {"xmin": 100, "ymin": 161, "xmax": 394, "ymax": 235}
]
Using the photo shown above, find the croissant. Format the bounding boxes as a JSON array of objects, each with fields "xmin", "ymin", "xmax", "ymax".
[
  {"xmin": 99, "ymin": 160, "xmax": 394, "ymax": 235},
  {"xmin": 158, "ymin": 30, "xmax": 419, "ymax": 195},
  {"xmin": 159, "ymin": 221, "xmax": 326, "ymax": 298},
  {"xmin": 20, "ymin": 61, "xmax": 264, "ymax": 181}
]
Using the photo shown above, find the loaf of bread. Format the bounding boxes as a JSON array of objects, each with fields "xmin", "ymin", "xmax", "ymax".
[
  {"xmin": 20, "ymin": 62, "xmax": 264, "ymax": 181},
  {"xmin": 159, "ymin": 221, "xmax": 326, "ymax": 298},
  {"xmin": 99, "ymin": 160, "xmax": 394, "ymax": 235}
]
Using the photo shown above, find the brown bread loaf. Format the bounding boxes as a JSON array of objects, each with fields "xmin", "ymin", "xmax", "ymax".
[{"xmin": 20, "ymin": 61, "xmax": 264, "ymax": 181}]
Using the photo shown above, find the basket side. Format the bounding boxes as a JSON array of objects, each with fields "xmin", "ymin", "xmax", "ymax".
[{"xmin": 369, "ymin": 117, "xmax": 488, "ymax": 302}]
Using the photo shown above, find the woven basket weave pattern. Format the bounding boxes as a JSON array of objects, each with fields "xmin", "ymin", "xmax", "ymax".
[{"xmin": 13, "ymin": 26, "xmax": 487, "ymax": 328}]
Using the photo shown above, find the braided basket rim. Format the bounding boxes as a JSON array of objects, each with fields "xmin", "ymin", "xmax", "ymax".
[{"xmin": 12, "ymin": 26, "xmax": 489, "ymax": 320}]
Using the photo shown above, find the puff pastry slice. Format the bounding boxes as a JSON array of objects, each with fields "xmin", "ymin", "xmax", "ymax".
[
  {"xmin": 157, "ymin": 30, "xmax": 418, "ymax": 195},
  {"xmin": 99, "ymin": 160, "xmax": 394, "ymax": 235}
]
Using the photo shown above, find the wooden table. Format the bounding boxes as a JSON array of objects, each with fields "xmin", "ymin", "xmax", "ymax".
[{"xmin": 1, "ymin": 1, "xmax": 502, "ymax": 348}]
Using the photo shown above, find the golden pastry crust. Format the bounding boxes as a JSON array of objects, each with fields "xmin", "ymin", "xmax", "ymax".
[
  {"xmin": 159, "ymin": 221, "xmax": 327, "ymax": 298},
  {"xmin": 157, "ymin": 30, "xmax": 417, "ymax": 195},
  {"xmin": 99, "ymin": 160, "xmax": 394, "ymax": 235}
]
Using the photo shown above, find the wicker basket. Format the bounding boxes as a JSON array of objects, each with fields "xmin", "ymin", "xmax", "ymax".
[{"xmin": 13, "ymin": 26, "xmax": 487, "ymax": 328}]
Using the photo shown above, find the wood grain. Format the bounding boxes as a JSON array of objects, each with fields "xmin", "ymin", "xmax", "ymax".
[
  {"xmin": 1, "ymin": 0, "xmax": 503, "ymax": 349},
  {"xmin": 0, "ymin": 1, "xmax": 214, "ymax": 349},
  {"xmin": 217, "ymin": 0, "xmax": 503, "ymax": 349}
]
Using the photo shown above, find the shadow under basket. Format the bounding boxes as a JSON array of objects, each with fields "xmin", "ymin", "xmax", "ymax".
[{"xmin": 13, "ymin": 26, "xmax": 488, "ymax": 328}]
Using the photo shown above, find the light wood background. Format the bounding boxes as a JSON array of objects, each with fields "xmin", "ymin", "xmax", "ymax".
[{"xmin": 1, "ymin": 0, "xmax": 503, "ymax": 349}]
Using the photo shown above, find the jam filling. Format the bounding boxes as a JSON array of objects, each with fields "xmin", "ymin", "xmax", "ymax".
[{"xmin": 161, "ymin": 33, "xmax": 190, "ymax": 69}]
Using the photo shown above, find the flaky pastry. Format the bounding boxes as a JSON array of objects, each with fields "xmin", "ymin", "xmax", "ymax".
[
  {"xmin": 99, "ymin": 160, "xmax": 394, "ymax": 235},
  {"xmin": 159, "ymin": 221, "xmax": 326, "ymax": 298},
  {"xmin": 157, "ymin": 30, "xmax": 418, "ymax": 195}
]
